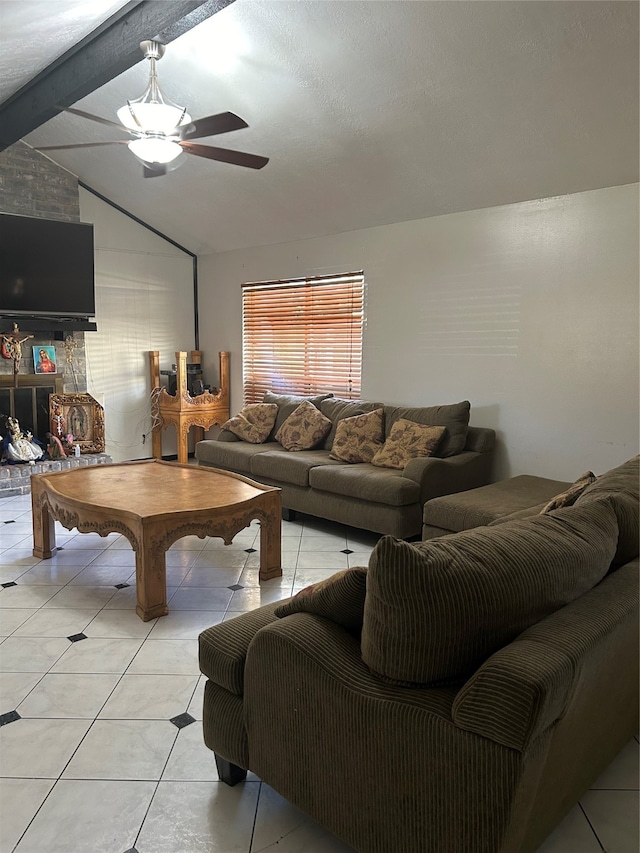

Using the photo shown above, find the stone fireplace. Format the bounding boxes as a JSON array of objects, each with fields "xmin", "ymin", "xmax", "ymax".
[{"xmin": 0, "ymin": 373, "xmax": 65, "ymax": 443}]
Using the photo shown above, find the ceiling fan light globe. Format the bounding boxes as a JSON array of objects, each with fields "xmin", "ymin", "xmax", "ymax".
[
  {"xmin": 117, "ymin": 102, "xmax": 191, "ymax": 134},
  {"xmin": 128, "ymin": 138, "xmax": 183, "ymax": 164}
]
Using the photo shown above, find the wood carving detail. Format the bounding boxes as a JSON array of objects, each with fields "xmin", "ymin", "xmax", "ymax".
[
  {"xmin": 45, "ymin": 503, "xmax": 139, "ymax": 550},
  {"xmin": 148, "ymin": 513, "xmax": 254, "ymax": 552}
]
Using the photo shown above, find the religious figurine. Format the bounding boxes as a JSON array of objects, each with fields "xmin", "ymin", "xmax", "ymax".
[
  {"xmin": 45, "ymin": 432, "xmax": 67, "ymax": 459},
  {"xmin": 2, "ymin": 417, "xmax": 44, "ymax": 463},
  {"xmin": 0, "ymin": 323, "xmax": 34, "ymax": 387}
]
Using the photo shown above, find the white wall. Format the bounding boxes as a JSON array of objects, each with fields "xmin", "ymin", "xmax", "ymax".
[
  {"xmin": 197, "ymin": 183, "xmax": 639, "ymax": 481},
  {"xmin": 79, "ymin": 188, "xmax": 195, "ymax": 463}
]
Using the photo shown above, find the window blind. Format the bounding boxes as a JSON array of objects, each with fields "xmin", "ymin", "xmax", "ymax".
[{"xmin": 242, "ymin": 271, "xmax": 364, "ymax": 404}]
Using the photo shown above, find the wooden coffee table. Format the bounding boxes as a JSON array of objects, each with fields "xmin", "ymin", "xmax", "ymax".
[{"xmin": 31, "ymin": 460, "xmax": 282, "ymax": 621}]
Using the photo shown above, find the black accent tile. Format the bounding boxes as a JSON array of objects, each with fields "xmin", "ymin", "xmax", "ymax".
[
  {"xmin": 245, "ymin": 547, "xmax": 257, "ymax": 553},
  {"xmin": 0, "ymin": 710, "xmax": 21, "ymax": 726},
  {"xmin": 1, "ymin": 581, "xmax": 17, "ymax": 588},
  {"xmin": 4, "ymin": 519, "xmax": 15, "ymax": 524},
  {"xmin": 170, "ymin": 712, "xmax": 196, "ymax": 729},
  {"xmin": 68, "ymin": 633, "xmax": 87, "ymax": 643},
  {"xmin": 228, "ymin": 583, "xmax": 244, "ymax": 591},
  {"xmin": 341, "ymin": 549, "xmax": 354, "ymax": 554},
  {"xmin": 114, "ymin": 583, "xmax": 130, "ymax": 590}
]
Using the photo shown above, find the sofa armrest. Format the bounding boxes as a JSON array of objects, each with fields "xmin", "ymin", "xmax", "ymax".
[
  {"xmin": 452, "ymin": 640, "xmax": 574, "ymax": 751},
  {"xmin": 247, "ymin": 612, "xmax": 458, "ymax": 717},
  {"xmin": 453, "ymin": 562, "xmax": 639, "ymax": 751},
  {"xmin": 402, "ymin": 450, "xmax": 494, "ymax": 504},
  {"xmin": 199, "ymin": 599, "xmax": 290, "ymax": 694}
]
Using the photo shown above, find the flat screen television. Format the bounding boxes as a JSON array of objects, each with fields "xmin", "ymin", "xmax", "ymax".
[{"xmin": 0, "ymin": 213, "xmax": 95, "ymax": 319}]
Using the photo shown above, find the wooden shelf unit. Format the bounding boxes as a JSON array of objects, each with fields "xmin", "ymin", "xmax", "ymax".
[{"xmin": 148, "ymin": 350, "xmax": 230, "ymax": 464}]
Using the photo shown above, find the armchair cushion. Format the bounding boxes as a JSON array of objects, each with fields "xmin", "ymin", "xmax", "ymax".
[
  {"xmin": 574, "ymin": 455, "xmax": 639, "ymax": 567},
  {"xmin": 274, "ymin": 567, "xmax": 368, "ymax": 636},
  {"xmin": 361, "ymin": 499, "xmax": 619, "ymax": 686}
]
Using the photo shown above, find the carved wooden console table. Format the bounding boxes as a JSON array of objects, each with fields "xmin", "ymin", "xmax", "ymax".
[
  {"xmin": 149, "ymin": 349, "xmax": 230, "ymax": 464},
  {"xmin": 31, "ymin": 460, "xmax": 282, "ymax": 621}
]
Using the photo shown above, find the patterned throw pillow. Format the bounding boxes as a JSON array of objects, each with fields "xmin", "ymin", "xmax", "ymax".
[
  {"xmin": 275, "ymin": 567, "xmax": 368, "ymax": 635},
  {"xmin": 540, "ymin": 471, "xmax": 597, "ymax": 513},
  {"xmin": 275, "ymin": 400, "xmax": 332, "ymax": 451},
  {"xmin": 221, "ymin": 403, "xmax": 278, "ymax": 444},
  {"xmin": 329, "ymin": 408, "xmax": 384, "ymax": 463},
  {"xmin": 371, "ymin": 419, "xmax": 446, "ymax": 469}
]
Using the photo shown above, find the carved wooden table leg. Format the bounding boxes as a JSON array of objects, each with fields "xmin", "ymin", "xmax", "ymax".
[
  {"xmin": 259, "ymin": 491, "xmax": 282, "ymax": 580},
  {"xmin": 31, "ymin": 478, "xmax": 57, "ymax": 558},
  {"xmin": 134, "ymin": 531, "xmax": 170, "ymax": 622}
]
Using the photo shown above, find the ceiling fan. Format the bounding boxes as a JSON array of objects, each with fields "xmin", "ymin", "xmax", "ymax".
[{"xmin": 35, "ymin": 40, "xmax": 269, "ymax": 178}]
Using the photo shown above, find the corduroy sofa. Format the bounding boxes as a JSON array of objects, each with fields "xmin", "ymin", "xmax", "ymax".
[
  {"xmin": 195, "ymin": 392, "xmax": 495, "ymax": 539},
  {"xmin": 198, "ymin": 456, "xmax": 639, "ymax": 853}
]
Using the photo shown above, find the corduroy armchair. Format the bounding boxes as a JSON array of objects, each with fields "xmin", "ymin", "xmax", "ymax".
[{"xmin": 198, "ymin": 457, "xmax": 639, "ymax": 853}]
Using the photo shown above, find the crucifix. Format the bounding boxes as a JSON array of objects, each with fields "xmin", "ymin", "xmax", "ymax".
[{"xmin": 0, "ymin": 323, "xmax": 34, "ymax": 387}]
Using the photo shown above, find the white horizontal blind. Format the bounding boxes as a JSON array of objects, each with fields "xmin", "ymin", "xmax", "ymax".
[{"xmin": 242, "ymin": 271, "xmax": 364, "ymax": 404}]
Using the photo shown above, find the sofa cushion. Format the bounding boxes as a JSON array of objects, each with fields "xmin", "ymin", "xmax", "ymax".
[
  {"xmin": 274, "ymin": 567, "xmax": 368, "ymax": 636},
  {"xmin": 275, "ymin": 400, "xmax": 333, "ymax": 451},
  {"xmin": 574, "ymin": 455, "xmax": 640, "ymax": 567},
  {"xmin": 385, "ymin": 400, "xmax": 470, "ymax": 458},
  {"xmin": 320, "ymin": 398, "xmax": 384, "ymax": 449},
  {"xmin": 309, "ymin": 464, "xmax": 420, "ymax": 506},
  {"xmin": 221, "ymin": 403, "xmax": 278, "ymax": 444},
  {"xmin": 372, "ymin": 419, "xmax": 445, "ymax": 470},
  {"xmin": 196, "ymin": 439, "xmax": 281, "ymax": 474},
  {"xmin": 329, "ymin": 408, "xmax": 384, "ymax": 463},
  {"xmin": 251, "ymin": 449, "xmax": 340, "ymax": 486},
  {"xmin": 540, "ymin": 471, "xmax": 597, "ymax": 513},
  {"xmin": 264, "ymin": 391, "xmax": 333, "ymax": 439},
  {"xmin": 361, "ymin": 499, "xmax": 619, "ymax": 686}
]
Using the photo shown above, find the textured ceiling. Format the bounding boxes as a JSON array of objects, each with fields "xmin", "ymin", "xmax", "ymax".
[{"xmin": 2, "ymin": 0, "xmax": 639, "ymax": 255}]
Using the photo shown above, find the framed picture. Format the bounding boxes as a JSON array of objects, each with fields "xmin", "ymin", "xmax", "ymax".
[
  {"xmin": 49, "ymin": 393, "xmax": 105, "ymax": 453},
  {"xmin": 33, "ymin": 345, "xmax": 57, "ymax": 374}
]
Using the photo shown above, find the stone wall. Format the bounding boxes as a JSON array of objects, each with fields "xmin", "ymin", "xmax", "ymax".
[{"xmin": 0, "ymin": 142, "xmax": 87, "ymax": 393}]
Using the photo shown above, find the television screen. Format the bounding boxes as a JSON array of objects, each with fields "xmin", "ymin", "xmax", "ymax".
[{"xmin": 0, "ymin": 213, "xmax": 95, "ymax": 318}]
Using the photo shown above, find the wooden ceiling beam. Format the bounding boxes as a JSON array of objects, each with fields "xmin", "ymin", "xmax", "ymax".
[{"xmin": 0, "ymin": 0, "xmax": 235, "ymax": 151}]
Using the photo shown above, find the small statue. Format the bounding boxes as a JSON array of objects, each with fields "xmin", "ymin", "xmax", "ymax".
[
  {"xmin": 46, "ymin": 432, "xmax": 67, "ymax": 459},
  {"xmin": 3, "ymin": 417, "xmax": 44, "ymax": 463},
  {"xmin": 0, "ymin": 323, "xmax": 34, "ymax": 388}
]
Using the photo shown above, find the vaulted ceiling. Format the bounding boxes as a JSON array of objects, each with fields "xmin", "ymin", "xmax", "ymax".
[{"xmin": 1, "ymin": 0, "xmax": 638, "ymax": 255}]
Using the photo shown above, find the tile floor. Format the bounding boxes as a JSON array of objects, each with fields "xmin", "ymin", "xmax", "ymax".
[{"xmin": 0, "ymin": 490, "xmax": 638, "ymax": 853}]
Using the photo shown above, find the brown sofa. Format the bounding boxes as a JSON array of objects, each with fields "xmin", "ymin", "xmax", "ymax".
[
  {"xmin": 196, "ymin": 392, "xmax": 495, "ymax": 539},
  {"xmin": 198, "ymin": 456, "xmax": 639, "ymax": 853}
]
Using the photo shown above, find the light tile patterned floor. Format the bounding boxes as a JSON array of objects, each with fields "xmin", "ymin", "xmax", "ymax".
[{"xmin": 0, "ymin": 491, "xmax": 638, "ymax": 853}]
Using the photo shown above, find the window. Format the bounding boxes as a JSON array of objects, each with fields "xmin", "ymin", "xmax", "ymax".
[{"xmin": 242, "ymin": 271, "xmax": 364, "ymax": 404}]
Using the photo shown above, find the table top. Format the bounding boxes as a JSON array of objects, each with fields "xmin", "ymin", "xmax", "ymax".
[{"xmin": 32, "ymin": 459, "xmax": 279, "ymax": 518}]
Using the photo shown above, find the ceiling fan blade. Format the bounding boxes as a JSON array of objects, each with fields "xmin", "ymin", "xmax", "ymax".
[
  {"xmin": 181, "ymin": 141, "xmax": 268, "ymax": 169},
  {"xmin": 180, "ymin": 112, "xmax": 249, "ymax": 141},
  {"xmin": 143, "ymin": 164, "xmax": 167, "ymax": 178},
  {"xmin": 35, "ymin": 141, "xmax": 130, "ymax": 150},
  {"xmin": 63, "ymin": 107, "xmax": 125, "ymax": 131}
]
